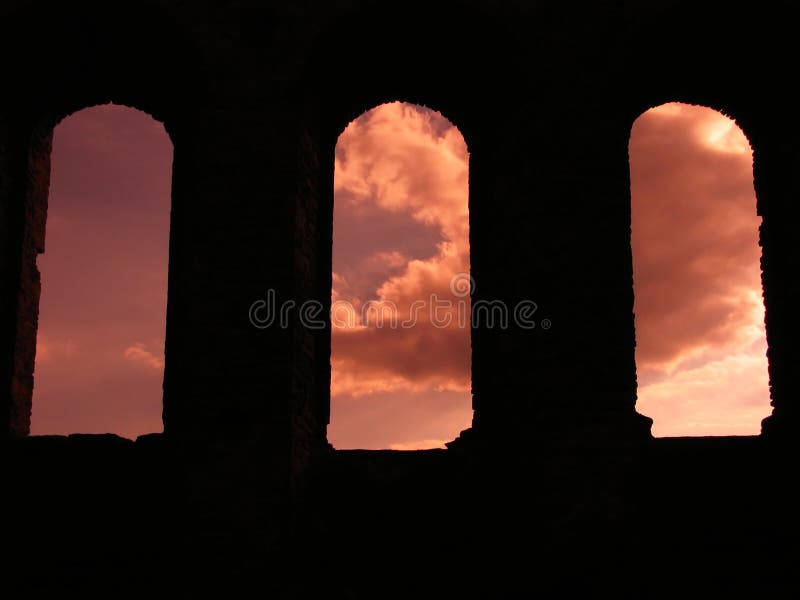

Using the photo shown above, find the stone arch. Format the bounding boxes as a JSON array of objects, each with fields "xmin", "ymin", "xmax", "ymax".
[
  {"xmin": 31, "ymin": 104, "xmax": 173, "ymax": 438},
  {"xmin": 285, "ymin": 92, "xmax": 480, "ymax": 455},
  {"xmin": 291, "ymin": 7, "xmax": 526, "ymax": 451},
  {"xmin": 326, "ymin": 101, "xmax": 473, "ymax": 449},
  {"xmin": 301, "ymin": 1, "xmax": 522, "ymax": 145},
  {"xmin": 3, "ymin": 100, "xmax": 176, "ymax": 438},
  {"xmin": 0, "ymin": 0, "xmax": 201, "ymax": 438},
  {"xmin": 627, "ymin": 99, "xmax": 773, "ymax": 436},
  {"xmin": 0, "ymin": 0, "xmax": 205, "ymax": 129}
]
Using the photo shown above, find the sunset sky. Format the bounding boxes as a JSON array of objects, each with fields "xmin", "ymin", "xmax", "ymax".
[
  {"xmin": 631, "ymin": 103, "xmax": 769, "ymax": 436},
  {"xmin": 30, "ymin": 101, "xmax": 771, "ymax": 443},
  {"xmin": 31, "ymin": 106, "xmax": 171, "ymax": 438},
  {"xmin": 329, "ymin": 103, "xmax": 472, "ymax": 449}
]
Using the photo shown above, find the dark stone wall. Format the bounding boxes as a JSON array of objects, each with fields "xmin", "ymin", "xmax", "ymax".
[{"xmin": 0, "ymin": 0, "xmax": 798, "ymax": 595}]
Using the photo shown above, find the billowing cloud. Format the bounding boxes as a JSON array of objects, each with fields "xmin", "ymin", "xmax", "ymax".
[
  {"xmin": 630, "ymin": 102, "xmax": 770, "ymax": 435},
  {"xmin": 330, "ymin": 102, "xmax": 473, "ymax": 448}
]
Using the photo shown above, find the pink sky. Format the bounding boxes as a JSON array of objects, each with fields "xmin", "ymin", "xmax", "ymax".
[
  {"xmin": 30, "ymin": 101, "xmax": 771, "ymax": 442},
  {"xmin": 30, "ymin": 105, "xmax": 171, "ymax": 439}
]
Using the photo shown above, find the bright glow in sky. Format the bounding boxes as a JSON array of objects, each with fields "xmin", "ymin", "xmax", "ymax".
[{"xmin": 630, "ymin": 102, "xmax": 770, "ymax": 436}]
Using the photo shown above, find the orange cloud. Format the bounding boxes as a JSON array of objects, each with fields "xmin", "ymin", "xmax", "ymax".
[
  {"xmin": 330, "ymin": 102, "xmax": 472, "ymax": 447},
  {"xmin": 630, "ymin": 102, "xmax": 770, "ymax": 435}
]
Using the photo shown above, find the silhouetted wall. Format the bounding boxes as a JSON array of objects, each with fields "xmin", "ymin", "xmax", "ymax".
[{"xmin": 1, "ymin": 1, "xmax": 798, "ymax": 596}]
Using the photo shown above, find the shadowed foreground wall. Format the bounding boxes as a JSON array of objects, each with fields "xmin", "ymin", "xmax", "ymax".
[{"xmin": 0, "ymin": 1, "xmax": 798, "ymax": 597}]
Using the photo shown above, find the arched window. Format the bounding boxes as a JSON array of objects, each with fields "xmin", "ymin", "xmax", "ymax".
[
  {"xmin": 630, "ymin": 102, "xmax": 770, "ymax": 436},
  {"xmin": 31, "ymin": 104, "xmax": 171, "ymax": 439},
  {"xmin": 328, "ymin": 102, "xmax": 472, "ymax": 449}
]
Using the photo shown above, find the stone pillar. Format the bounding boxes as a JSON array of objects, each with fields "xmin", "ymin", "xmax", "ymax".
[
  {"xmin": 0, "ymin": 114, "xmax": 21, "ymax": 438},
  {"xmin": 0, "ymin": 117, "xmax": 50, "ymax": 439},
  {"xmin": 162, "ymin": 103, "xmax": 330, "ymax": 481},
  {"xmin": 157, "ymin": 103, "xmax": 332, "ymax": 581},
  {"xmin": 469, "ymin": 103, "xmax": 651, "ymax": 447},
  {"xmin": 754, "ymin": 131, "xmax": 800, "ymax": 439}
]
